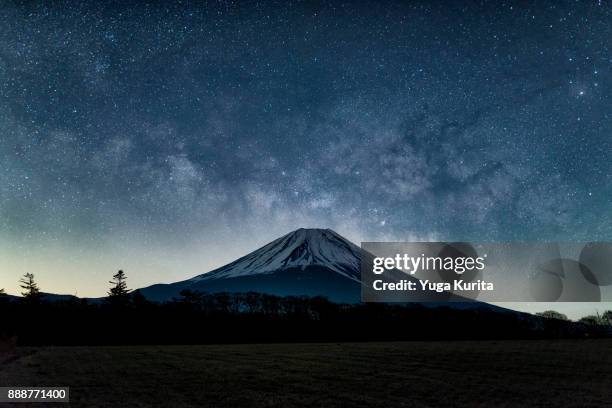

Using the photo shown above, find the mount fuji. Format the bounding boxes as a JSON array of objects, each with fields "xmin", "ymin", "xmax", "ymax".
[{"xmin": 139, "ymin": 228, "xmax": 365, "ymax": 302}]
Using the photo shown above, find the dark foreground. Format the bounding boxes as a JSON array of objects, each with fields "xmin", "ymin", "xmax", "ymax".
[{"xmin": 1, "ymin": 340, "xmax": 612, "ymax": 408}]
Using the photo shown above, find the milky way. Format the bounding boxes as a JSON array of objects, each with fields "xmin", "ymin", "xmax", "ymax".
[{"xmin": 0, "ymin": 1, "xmax": 611, "ymax": 300}]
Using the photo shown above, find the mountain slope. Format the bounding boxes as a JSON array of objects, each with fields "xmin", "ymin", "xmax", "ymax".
[
  {"xmin": 139, "ymin": 228, "xmax": 364, "ymax": 302},
  {"xmin": 191, "ymin": 228, "xmax": 361, "ymax": 282}
]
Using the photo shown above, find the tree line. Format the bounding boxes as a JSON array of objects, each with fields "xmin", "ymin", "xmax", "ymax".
[
  {"xmin": 2, "ymin": 271, "xmax": 612, "ymax": 326},
  {"xmin": 1, "ymin": 270, "xmax": 611, "ymax": 345},
  {"xmin": 536, "ymin": 309, "xmax": 612, "ymax": 327}
]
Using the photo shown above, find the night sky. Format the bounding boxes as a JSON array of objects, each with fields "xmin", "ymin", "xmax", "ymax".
[{"xmin": 1, "ymin": 1, "xmax": 611, "ymax": 311}]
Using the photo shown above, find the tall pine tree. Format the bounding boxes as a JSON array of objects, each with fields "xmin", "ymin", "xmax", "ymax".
[
  {"xmin": 19, "ymin": 273, "xmax": 41, "ymax": 301},
  {"xmin": 108, "ymin": 270, "xmax": 130, "ymax": 303}
]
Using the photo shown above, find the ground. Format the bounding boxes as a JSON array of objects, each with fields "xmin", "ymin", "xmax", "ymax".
[{"xmin": 1, "ymin": 340, "xmax": 612, "ymax": 407}]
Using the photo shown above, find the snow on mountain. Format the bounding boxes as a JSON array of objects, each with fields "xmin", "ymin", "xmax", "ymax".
[{"xmin": 190, "ymin": 228, "xmax": 361, "ymax": 283}]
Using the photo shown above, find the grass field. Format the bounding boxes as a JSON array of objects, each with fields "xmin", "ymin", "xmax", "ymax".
[{"xmin": 1, "ymin": 340, "xmax": 612, "ymax": 407}]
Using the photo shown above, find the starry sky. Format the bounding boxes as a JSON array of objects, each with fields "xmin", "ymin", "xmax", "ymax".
[{"xmin": 0, "ymin": 1, "xmax": 611, "ymax": 314}]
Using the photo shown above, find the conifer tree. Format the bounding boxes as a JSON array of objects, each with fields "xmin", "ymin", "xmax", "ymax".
[
  {"xmin": 108, "ymin": 270, "xmax": 130, "ymax": 300},
  {"xmin": 19, "ymin": 273, "xmax": 41, "ymax": 301}
]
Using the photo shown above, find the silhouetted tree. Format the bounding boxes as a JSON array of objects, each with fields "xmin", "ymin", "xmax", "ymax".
[
  {"xmin": 19, "ymin": 273, "xmax": 41, "ymax": 302},
  {"xmin": 178, "ymin": 289, "xmax": 204, "ymax": 307},
  {"xmin": 579, "ymin": 315, "xmax": 603, "ymax": 326},
  {"xmin": 310, "ymin": 296, "xmax": 337, "ymax": 320},
  {"xmin": 107, "ymin": 270, "xmax": 130, "ymax": 304},
  {"xmin": 130, "ymin": 289, "xmax": 149, "ymax": 308},
  {"xmin": 602, "ymin": 310, "xmax": 612, "ymax": 325},
  {"xmin": 0, "ymin": 288, "xmax": 5, "ymax": 296},
  {"xmin": 244, "ymin": 292, "xmax": 260, "ymax": 313},
  {"xmin": 536, "ymin": 310, "xmax": 568, "ymax": 321},
  {"xmin": 214, "ymin": 293, "xmax": 232, "ymax": 314},
  {"xmin": 260, "ymin": 294, "xmax": 280, "ymax": 315}
]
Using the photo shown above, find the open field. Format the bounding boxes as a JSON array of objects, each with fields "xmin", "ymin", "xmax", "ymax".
[{"xmin": 1, "ymin": 340, "xmax": 612, "ymax": 407}]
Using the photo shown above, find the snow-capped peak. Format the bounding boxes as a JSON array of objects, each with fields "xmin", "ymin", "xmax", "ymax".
[{"xmin": 190, "ymin": 228, "xmax": 361, "ymax": 282}]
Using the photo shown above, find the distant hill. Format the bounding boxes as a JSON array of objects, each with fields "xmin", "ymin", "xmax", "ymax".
[{"xmin": 2, "ymin": 292, "xmax": 78, "ymax": 302}]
